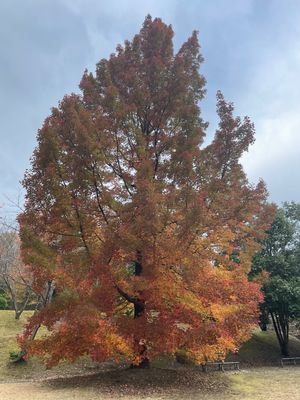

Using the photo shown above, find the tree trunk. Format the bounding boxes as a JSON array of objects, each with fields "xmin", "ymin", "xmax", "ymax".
[
  {"xmin": 30, "ymin": 281, "xmax": 55, "ymax": 340},
  {"xmin": 259, "ymin": 322, "xmax": 267, "ymax": 331},
  {"xmin": 132, "ymin": 252, "xmax": 149, "ymax": 368},
  {"xmin": 280, "ymin": 341, "xmax": 289, "ymax": 357},
  {"xmin": 13, "ymin": 282, "xmax": 55, "ymax": 363},
  {"xmin": 132, "ymin": 301, "xmax": 149, "ymax": 368},
  {"xmin": 270, "ymin": 311, "xmax": 289, "ymax": 357},
  {"xmin": 15, "ymin": 311, "xmax": 21, "ymax": 320},
  {"xmin": 19, "ymin": 280, "xmax": 55, "ymax": 357},
  {"xmin": 15, "ymin": 286, "xmax": 31, "ymax": 320},
  {"xmin": 115, "ymin": 253, "xmax": 149, "ymax": 368},
  {"xmin": 3, "ymin": 276, "xmax": 32, "ymax": 320}
]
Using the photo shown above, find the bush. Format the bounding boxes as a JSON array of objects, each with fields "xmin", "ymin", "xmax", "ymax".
[
  {"xmin": 9, "ymin": 350, "xmax": 26, "ymax": 363},
  {"xmin": 0, "ymin": 294, "xmax": 8, "ymax": 310}
]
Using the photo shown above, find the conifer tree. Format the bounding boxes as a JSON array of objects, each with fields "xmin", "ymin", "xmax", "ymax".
[{"xmin": 19, "ymin": 16, "xmax": 274, "ymax": 367}]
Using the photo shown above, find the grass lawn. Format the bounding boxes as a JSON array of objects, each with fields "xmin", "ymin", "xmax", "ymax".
[
  {"xmin": 236, "ymin": 329, "xmax": 300, "ymax": 365},
  {"xmin": 228, "ymin": 368, "xmax": 300, "ymax": 400},
  {"xmin": 0, "ymin": 311, "xmax": 33, "ymax": 380},
  {"xmin": 0, "ymin": 310, "xmax": 109, "ymax": 381},
  {"xmin": 0, "ymin": 310, "xmax": 300, "ymax": 400}
]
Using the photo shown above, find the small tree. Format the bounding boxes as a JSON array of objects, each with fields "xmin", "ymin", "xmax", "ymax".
[
  {"xmin": 251, "ymin": 203, "xmax": 300, "ymax": 356},
  {"xmin": 0, "ymin": 230, "xmax": 33, "ymax": 319},
  {"xmin": 19, "ymin": 16, "xmax": 274, "ymax": 368}
]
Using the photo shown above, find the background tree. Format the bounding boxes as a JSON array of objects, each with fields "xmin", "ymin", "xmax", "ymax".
[
  {"xmin": 0, "ymin": 288, "xmax": 8, "ymax": 310},
  {"xmin": 251, "ymin": 202, "xmax": 300, "ymax": 356},
  {"xmin": 0, "ymin": 230, "xmax": 34, "ymax": 319},
  {"xmin": 19, "ymin": 16, "xmax": 274, "ymax": 368}
]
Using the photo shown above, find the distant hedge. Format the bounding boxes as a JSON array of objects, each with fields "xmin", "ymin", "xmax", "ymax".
[{"xmin": 0, "ymin": 295, "xmax": 8, "ymax": 310}]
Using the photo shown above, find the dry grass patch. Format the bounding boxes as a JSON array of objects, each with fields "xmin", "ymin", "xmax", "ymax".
[
  {"xmin": 1, "ymin": 311, "xmax": 300, "ymax": 400},
  {"xmin": 228, "ymin": 367, "xmax": 300, "ymax": 400}
]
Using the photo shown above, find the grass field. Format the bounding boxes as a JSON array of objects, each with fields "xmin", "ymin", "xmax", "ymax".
[
  {"xmin": 230, "ymin": 328, "xmax": 300, "ymax": 366},
  {"xmin": 0, "ymin": 310, "xmax": 300, "ymax": 400},
  {"xmin": 0, "ymin": 311, "xmax": 103, "ymax": 382}
]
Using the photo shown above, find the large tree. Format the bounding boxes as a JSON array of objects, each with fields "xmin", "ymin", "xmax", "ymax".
[
  {"xmin": 251, "ymin": 203, "xmax": 300, "ymax": 356},
  {"xmin": 19, "ymin": 16, "xmax": 273, "ymax": 367}
]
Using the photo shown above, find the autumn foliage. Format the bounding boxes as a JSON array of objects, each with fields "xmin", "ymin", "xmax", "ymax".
[{"xmin": 19, "ymin": 16, "xmax": 274, "ymax": 367}]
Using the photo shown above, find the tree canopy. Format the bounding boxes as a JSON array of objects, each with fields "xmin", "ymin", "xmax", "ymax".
[
  {"xmin": 19, "ymin": 16, "xmax": 274, "ymax": 367},
  {"xmin": 251, "ymin": 202, "xmax": 300, "ymax": 356},
  {"xmin": 0, "ymin": 230, "xmax": 33, "ymax": 319}
]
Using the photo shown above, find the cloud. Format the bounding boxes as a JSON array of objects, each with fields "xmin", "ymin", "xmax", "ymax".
[
  {"xmin": 242, "ymin": 111, "xmax": 300, "ymax": 201},
  {"xmin": 0, "ymin": 0, "xmax": 300, "ymax": 225},
  {"xmin": 238, "ymin": 6, "xmax": 300, "ymax": 203}
]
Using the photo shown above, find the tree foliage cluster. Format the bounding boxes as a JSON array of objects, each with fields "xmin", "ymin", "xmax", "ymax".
[
  {"xmin": 18, "ymin": 16, "xmax": 274, "ymax": 367},
  {"xmin": 251, "ymin": 203, "xmax": 300, "ymax": 356}
]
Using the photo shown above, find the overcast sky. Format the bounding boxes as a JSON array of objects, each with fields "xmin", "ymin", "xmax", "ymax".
[{"xmin": 1, "ymin": 0, "xmax": 300, "ymax": 222}]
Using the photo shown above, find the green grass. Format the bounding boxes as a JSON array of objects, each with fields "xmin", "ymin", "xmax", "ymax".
[
  {"xmin": 0, "ymin": 310, "xmax": 102, "ymax": 381},
  {"xmin": 0, "ymin": 312, "xmax": 32, "ymax": 362},
  {"xmin": 0, "ymin": 311, "xmax": 40, "ymax": 380},
  {"xmin": 228, "ymin": 328, "xmax": 300, "ymax": 366}
]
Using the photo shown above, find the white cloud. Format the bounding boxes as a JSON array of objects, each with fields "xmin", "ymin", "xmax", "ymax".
[
  {"xmin": 61, "ymin": 0, "xmax": 179, "ymax": 62},
  {"xmin": 236, "ymin": 15, "xmax": 300, "ymax": 203},
  {"xmin": 242, "ymin": 111, "xmax": 300, "ymax": 176}
]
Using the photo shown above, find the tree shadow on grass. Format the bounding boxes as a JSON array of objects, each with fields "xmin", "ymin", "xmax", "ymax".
[{"xmin": 44, "ymin": 367, "xmax": 229, "ymax": 398}]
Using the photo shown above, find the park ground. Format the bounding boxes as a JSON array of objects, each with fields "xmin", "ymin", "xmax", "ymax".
[{"xmin": 0, "ymin": 311, "xmax": 300, "ymax": 400}]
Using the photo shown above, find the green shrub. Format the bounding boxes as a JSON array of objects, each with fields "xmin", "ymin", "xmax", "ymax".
[
  {"xmin": 0, "ymin": 294, "xmax": 8, "ymax": 310},
  {"xmin": 9, "ymin": 350, "xmax": 26, "ymax": 363}
]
